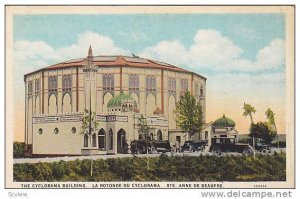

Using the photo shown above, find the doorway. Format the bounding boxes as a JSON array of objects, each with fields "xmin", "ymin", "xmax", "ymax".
[{"xmin": 117, "ymin": 129, "xmax": 127, "ymax": 153}]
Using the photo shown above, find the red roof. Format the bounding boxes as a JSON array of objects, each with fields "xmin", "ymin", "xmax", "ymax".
[{"xmin": 24, "ymin": 55, "xmax": 206, "ymax": 80}]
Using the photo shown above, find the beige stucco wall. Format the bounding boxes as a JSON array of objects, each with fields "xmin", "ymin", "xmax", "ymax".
[{"xmin": 33, "ymin": 120, "xmax": 83, "ymax": 155}]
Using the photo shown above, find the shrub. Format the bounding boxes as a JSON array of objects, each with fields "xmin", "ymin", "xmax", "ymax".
[
  {"xmin": 52, "ymin": 161, "xmax": 71, "ymax": 180},
  {"xmin": 13, "ymin": 153, "xmax": 286, "ymax": 182},
  {"xmin": 13, "ymin": 142, "xmax": 25, "ymax": 158}
]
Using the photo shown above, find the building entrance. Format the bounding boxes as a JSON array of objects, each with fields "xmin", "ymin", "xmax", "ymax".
[{"xmin": 117, "ymin": 129, "xmax": 127, "ymax": 153}]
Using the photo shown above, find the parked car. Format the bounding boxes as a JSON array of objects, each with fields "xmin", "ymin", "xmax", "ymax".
[
  {"xmin": 130, "ymin": 140, "xmax": 175, "ymax": 154},
  {"xmin": 181, "ymin": 140, "xmax": 206, "ymax": 152},
  {"xmin": 153, "ymin": 140, "xmax": 175, "ymax": 153},
  {"xmin": 247, "ymin": 138, "xmax": 271, "ymax": 153},
  {"xmin": 209, "ymin": 137, "xmax": 254, "ymax": 155}
]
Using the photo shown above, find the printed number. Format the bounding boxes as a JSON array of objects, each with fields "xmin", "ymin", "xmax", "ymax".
[{"xmin": 254, "ymin": 184, "xmax": 267, "ymax": 188}]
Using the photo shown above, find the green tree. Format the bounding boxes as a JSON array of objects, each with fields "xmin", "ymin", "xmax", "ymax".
[
  {"xmin": 80, "ymin": 108, "xmax": 99, "ymax": 176},
  {"xmin": 265, "ymin": 108, "xmax": 279, "ymax": 147},
  {"xmin": 137, "ymin": 115, "xmax": 151, "ymax": 170},
  {"xmin": 265, "ymin": 108, "xmax": 275, "ymax": 124},
  {"xmin": 194, "ymin": 101, "xmax": 204, "ymax": 138},
  {"xmin": 242, "ymin": 103, "xmax": 256, "ymax": 124},
  {"xmin": 243, "ymin": 102, "xmax": 256, "ymax": 158},
  {"xmin": 174, "ymin": 91, "xmax": 204, "ymax": 138},
  {"xmin": 249, "ymin": 122, "xmax": 277, "ymax": 144},
  {"xmin": 138, "ymin": 115, "xmax": 150, "ymax": 140}
]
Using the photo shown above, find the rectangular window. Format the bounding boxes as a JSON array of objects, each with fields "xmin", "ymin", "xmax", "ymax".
[
  {"xmin": 103, "ymin": 74, "xmax": 114, "ymax": 91},
  {"xmin": 63, "ymin": 74, "xmax": 72, "ymax": 91},
  {"xmin": 35, "ymin": 79, "xmax": 40, "ymax": 93},
  {"xmin": 146, "ymin": 76, "xmax": 156, "ymax": 91},
  {"xmin": 181, "ymin": 79, "xmax": 188, "ymax": 93},
  {"xmin": 195, "ymin": 83, "xmax": 199, "ymax": 96},
  {"xmin": 168, "ymin": 78, "xmax": 176, "ymax": 93},
  {"xmin": 48, "ymin": 76, "xmax": 58, "ymax": 92},
  {"xmin": 28, "ymin": 81, "xmax": 33, "ymax": 94},
  {"xmin": 129, "ymin": 74, "xmax": 139, "ymax": 91}
]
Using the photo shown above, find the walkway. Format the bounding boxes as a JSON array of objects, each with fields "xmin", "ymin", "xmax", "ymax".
[{"xmin": 13, "ymin": 148, "xmax": 285, "ymax": 164}]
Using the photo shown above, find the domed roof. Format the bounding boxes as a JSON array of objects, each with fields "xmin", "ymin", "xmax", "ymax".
[
  {"xmin": 212, "ymin": 114, "xmax": 236, "ymax": 128},
  {"xmin": 107, "ymin": 92, "xmax": 134, "ymax": 108},
  {"xmin": 24, "ymin": 47, "xmax": 206, "ymax": 81}
]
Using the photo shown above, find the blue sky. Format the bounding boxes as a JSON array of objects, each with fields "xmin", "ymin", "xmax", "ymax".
[
  {"xmin": 13, "ymin": 14, "xmax": 287, "ymax": 139},
  {"xmin": 14, "ymin": 14, "xmax": 285, "ymax": 62}
]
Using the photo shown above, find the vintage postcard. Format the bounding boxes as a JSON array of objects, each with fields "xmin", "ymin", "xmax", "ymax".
[{"xmin": 5, "ymin": 5, "xmax": 295, "ymax": 189}]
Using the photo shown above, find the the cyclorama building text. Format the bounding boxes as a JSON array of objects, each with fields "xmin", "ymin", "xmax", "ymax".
[{"xmin": 24, "ymin": 46, "xmax": 210, "ymax": 156}]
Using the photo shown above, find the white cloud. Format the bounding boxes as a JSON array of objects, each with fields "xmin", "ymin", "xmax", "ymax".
[
  {"xmin": 189, "ymin": 29, "xmax": 243, "ymax": 67},
  {"xmin": 14, "ymin": 31, "xmax": 129, "ymax": 71},
  {"xmin": 14, "ymin": 40, "xmax": 59, "ymax": 61},
  {"xmin": 14, "ymin": 40, "xmax": 59, "ymax": 81},
  {"xmin": 256, "ymin": 38, "xmax": 285, "ymax": 68},
  {"xmin": 141, "ymin": 40, "xmax": 188, "ymax": 65},
  {"xmin": 57, "ymin": 31, "xmax": 128, "ymax": 59},
  {"xmin": 13, "ymin": 31, "xmax": 129, "ymax": 98},
  {"xmin": 140, "ymin": 29, "xmax": 285, "ymax": 72}
]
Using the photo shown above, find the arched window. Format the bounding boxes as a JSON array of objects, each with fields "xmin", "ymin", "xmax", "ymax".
[
  {"xmin": 157, "ymin": 130, "xmax": 163, "ymax": 141},
  {"xmin": 109, "ymin": 129, "xmax": 113, "ymax": 150},
  {"xmin": 48, "ymin": 94, "xmax": 57, "ymax": 114},
  {"xmin": 62, "ymin": 93, "xmax": 71, "ymax": 113},
  {"xmin": 84, "ymin": 134, "xmax": 89, "ymax": 147},
  {"xmin": 92, "ymin": 133, "xmax": 96, "ymax": 147},
  {"xmin": 149, "ymin": 133, "xmax": 154, "ymax": 140},
  {"xmin": 35, "ymin": 96, "xmax": 40, "ymax": 115},
  {"xmin": 98, "ymin": 129, "xmax": 106, "ymax": 150}
]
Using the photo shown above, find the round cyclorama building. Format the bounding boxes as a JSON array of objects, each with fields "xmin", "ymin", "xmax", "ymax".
[{"xmin": 24, "ymin": 46, "xmax": 206, "ymax": 156}]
